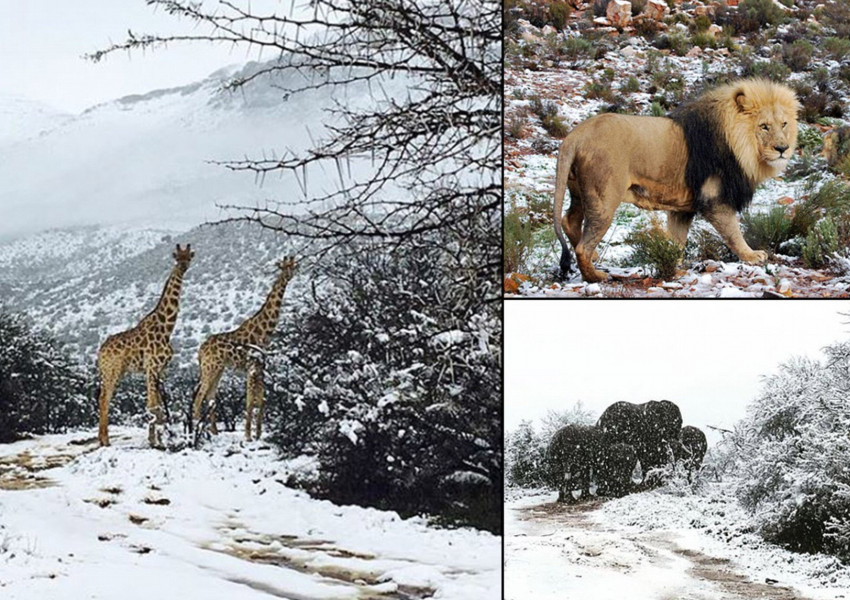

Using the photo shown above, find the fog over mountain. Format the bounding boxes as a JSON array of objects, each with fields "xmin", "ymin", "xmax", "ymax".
[{"xmin": 0, "ymin": 61, "xmax": 355, "ymax": 238}]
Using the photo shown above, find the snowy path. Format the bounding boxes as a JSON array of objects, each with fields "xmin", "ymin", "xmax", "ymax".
[
  {"xmin": 0, "ymin": 429, "xmax": 499, "ymax": 600},
  {"xmin": 506, "ymin": 491, "xmax": 825, "ymax": 600}
]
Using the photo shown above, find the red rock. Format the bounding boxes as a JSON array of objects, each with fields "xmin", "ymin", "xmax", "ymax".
[
  {"xmin": 504, "ymin": 273, "xmax": 530, "ymax": 294},
  {"xmin": 644, "ymin": 0, "xmax": 669, "ymax": 20},
  {"xmin": 606, "ymin": 0, "xmax": 633, "ymax": 28},
  {"xmin": 777, "ymin": 196, "xmax": 794, "ymax": 206}
]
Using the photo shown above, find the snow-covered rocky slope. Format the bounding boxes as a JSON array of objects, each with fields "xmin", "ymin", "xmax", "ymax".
[
  {"xmin": 0, "ymin": 429, "xmax": 500, "ymax": 599},
  {"xmin": 0, "ymin": 221, "xmax": 302, "ymax": 367}
]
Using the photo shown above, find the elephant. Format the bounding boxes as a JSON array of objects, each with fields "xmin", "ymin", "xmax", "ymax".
[
  {"xmin": 597, "ymin": 400, "xmax": 683, "ymax": 485},
  {"xmin": 674, "ymin": 425, "xmax": 708, "ymax": 481},
  {"xmin": 596, "ymin": 442, "xmax": 637, "ymax": 498},
  {"xmin": 548, "ymin": 424, "xmax": 604, "ymax": 503}
]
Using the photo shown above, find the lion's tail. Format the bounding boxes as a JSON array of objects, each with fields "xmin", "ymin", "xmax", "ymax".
[{"xmin": 554, "ymin": 139, "xmax": 577, "ymax": 279}]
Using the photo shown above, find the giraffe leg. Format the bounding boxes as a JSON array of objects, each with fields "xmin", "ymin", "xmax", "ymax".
[
  {"xmin": 145, "ymin": 369, "xmax": 166, "ymax": 448},
  {"xmin": 97, "ymin": 367, "xmax": 122, "ymax": 447},
  {"xmin": 252, "ymin": 370, "xmax": 265, "ymax": 440},
  {"xmin": 193, "ymin": 363, "xmax": 223, "ymax": 435},
  {"xmin": 245, "ymin": 377, "xmax": 255, "ymax": 442}
]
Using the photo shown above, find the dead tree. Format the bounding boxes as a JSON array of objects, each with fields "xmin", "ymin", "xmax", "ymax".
[{"xmin": 88, "ymin": 0, "xmax": 501, "ymax": 296}]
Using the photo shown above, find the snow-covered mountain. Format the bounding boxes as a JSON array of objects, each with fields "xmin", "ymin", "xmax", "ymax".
[
  {"xmin": 0, "ymin": 61, "xmax": 344, "ymax": 238},
  {"xmin": 0, "ymin": 95, "xmax": 71, "ymax": 146}
]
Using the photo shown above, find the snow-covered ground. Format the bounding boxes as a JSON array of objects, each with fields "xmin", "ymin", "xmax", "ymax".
[
  {"xmin": 0, "ymin": 429, "xmax": 499, "ymax": 599},
  {"xmin": 506, "ymin": 486, "xmax": 850, "ymax": 600}
]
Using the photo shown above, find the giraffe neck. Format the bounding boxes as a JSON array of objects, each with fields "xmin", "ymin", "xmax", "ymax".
[
  {"xmin": 142, "ymin": 264, "xmax": 187, "ymax": 336},
  {"xmin": 235, "ymin": 272, "xmax": 292, "ymax": 346}
]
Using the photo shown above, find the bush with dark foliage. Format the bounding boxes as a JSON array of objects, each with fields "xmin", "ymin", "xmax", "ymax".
[
  {"xmin": 0, "ymin": 312, "xmax": 93, "ymax": 442},
  {"xmin": 263, "ymin": 236, "xmax": 501, "ymax": 533}
]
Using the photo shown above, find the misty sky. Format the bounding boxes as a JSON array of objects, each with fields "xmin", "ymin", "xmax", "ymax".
[
  {"xmin": 0, "ymin": 0, "xmax": 282, "ymax": 113},
  {"xmin": 505, "ymin": 301, "xmax": 849, "ymax": 446}
]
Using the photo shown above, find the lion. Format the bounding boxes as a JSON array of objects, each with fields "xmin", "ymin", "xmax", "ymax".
[{"xmin": 553, "ymin": 78, "xmax": 801, "ymax": 282}]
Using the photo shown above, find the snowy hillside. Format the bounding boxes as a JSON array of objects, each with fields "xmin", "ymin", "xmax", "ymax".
[
  {"xmin": 0, "ymin": 221, "xmax": 303, "ymax": 367},
  {"xmin": 0, "ymin": 60, "xmax": 356, "ymax": 238},
  {"xmin": 0, "ymin": 429, "xmax": 499, "ymax": 599},
  {"xmin": 0, "ymin": 95, "xmax": 70, "ymax": 146}
]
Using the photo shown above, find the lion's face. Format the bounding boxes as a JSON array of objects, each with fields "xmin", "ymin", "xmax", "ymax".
[{"xmin": 752, "ymin": 106, "xmax": 797, "ymax": 171}]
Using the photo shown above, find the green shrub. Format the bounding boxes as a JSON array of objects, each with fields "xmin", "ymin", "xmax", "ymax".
[
  {"xmin": 649, "ymin": 101, "xmax": 665, "ymax": 117},
  {"xmin": 692, "ymin": 32, "xmax": 717, "ymax": 49},
  {"xmin": 741, "ymin": 0, "xmax": 785, "ymax": 28},
  {"xmin": 802, "ymin": 218, "xmax": 839, "ymax": 268},
  {"xmin": 666, "ymin": 31, "xmax": 693, "ymax": 56},
  {"xmin": 621, "ymin": 76, "xmax": 641, "ymax": 94},
  {"xmin": 796, "ymin": 124, "xmax": 824, "ymax": 155},
  {"xmin": 741, "ymin": 58, "xmax": 791, "ymax": 82},
  {"xmin": 549, "ymin": 1, "xmax": 572, "ymax": 30},
  {"xmin": 506, "ymin": 115, "xmax": 527, "ymax": 140},
  {"xmin": 825, "ymin": 37, "xmax": 850, "ymax": 60},
  {"xmin": 528, "ymin": 95, "xmax": 569, "ymax": 137},
  {"xmin": 558, "ymin": 36, "xmax": 595, "ymax": 62},
  {"xmin": 782, "ymin": 39, "xmax": 813, "ymax": 72},
  {"xmin": 624, "ymin": 220, "xmax": 684, "ymax": 280},
  {"xmin": 742, "ymin": 207, "xmax": 794, "ymax": 253},
  {"xmin": 583, "ymin": 80, "xmax": 616, "ymax": 102},
  {"xmin": 792, "ymin": 180, "xmax": 850, "ymax": 250},
  {"xmin": 504, "ymin": 209, "xmax": 533, "ymax": 274},
  {"xmin": 693, "ymin": 14, "xmax": 712, "ymax": 32}
]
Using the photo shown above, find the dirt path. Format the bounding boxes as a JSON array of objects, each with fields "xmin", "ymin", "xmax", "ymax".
[{"xmin": 508, "ymin": 498, "xmax": 813, "ymax": 600}]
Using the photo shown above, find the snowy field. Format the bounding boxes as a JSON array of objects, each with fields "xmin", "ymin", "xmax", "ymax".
[
  {"xmin": 506, "ymin": 486, "xmax": 850, "ymax": 600},
  {"xmin": 0, "ymin": 429, "xmax": 500, "ymax": 599}
]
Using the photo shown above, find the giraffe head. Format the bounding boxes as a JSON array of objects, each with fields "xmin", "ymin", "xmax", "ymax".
[
  {"xmin": 276, "ymin": 256, "xmax": 298, "ymax": 280},
  {"xmin": 172, "ymin": 244, "xmax": 195, "ymax": 271}
]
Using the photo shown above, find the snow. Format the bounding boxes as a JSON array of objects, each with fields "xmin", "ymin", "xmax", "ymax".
[
  {"xmin": 506, "ymin": 485, "xmax": 850, "ymax": 600},
  {"xmin": 0, "ymin": 429, "xmax": 499, "ymax": 599}
]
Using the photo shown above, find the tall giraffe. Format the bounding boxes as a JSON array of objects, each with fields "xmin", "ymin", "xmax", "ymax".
[
  {"xmin": 97, "ymin": 244, "xmax": 194, "ymax": 447},
  {"xmin": 192, "ymin": 257, "xmax": 297, "ymax": 441}
]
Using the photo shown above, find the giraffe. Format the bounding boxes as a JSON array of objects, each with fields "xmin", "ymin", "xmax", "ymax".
[
  {"xmin": 192, "ymin": 257, "xmax": 297, "ymax": 441},
  {"xmin": 97, "ymin": 244, "xmax": 195, "ymax": 447}
]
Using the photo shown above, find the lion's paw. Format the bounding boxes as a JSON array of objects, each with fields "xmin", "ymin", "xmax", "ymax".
[{"xmin": 741, "ymin": 250, "xmax": 768, "ymax": 264}]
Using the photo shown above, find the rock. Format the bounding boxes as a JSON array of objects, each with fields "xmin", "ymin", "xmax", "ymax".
[
  {"xmin": 504, "ymin": 273, "xmax": 530, "ymax": 294},
  {"xmin": 716, "ymin": 47, "xmax": 730, "ymax": 56},
  {"xmin": 583, "ymin": 283, "xmax": 602, "ymax": 296},
  {"xmin": 541, "ymin": 25, "xmax": 558, "ymax": 37},
  {"xmin": 516, "ymin": 19, "xmax": 543, "ymax": 44},
  {"xmin": 707, "ymin": 23, "xmax": 723, "ymax": 37},
  {"xmin": 777, "ymin": 196, "xmax": 794, "ymax": 206},
  {"xmin": 606, "ymin": 0, "xmax": 633, "ymax": 28},
  {"xmin": 644, "ymin": 0, "xmax": 669, "ymax": 20},
  {"xmin": 726, "ymin": 0, "xmax": 739, "ymax": 5},
  {"xmin": 662, "ymin": 281, "xmax": 683, "ymax": 289},
  {"xmin": 593, "ymin": 16, "xmax": 612, "ymax": 26},
  {"xmin": 694, "ymin": 2, "xmax": 709, "ymax": 16},
  {"xmin": 686, "ymin": 46, "xmax": 703, "ymax": 57},
  {"xmin": 777, "ymin": 279, "xmax": 792, "ymax": 296},
  {"xmin": 620, "ymin": 45, "xmax": 638, "ymax": 58}
]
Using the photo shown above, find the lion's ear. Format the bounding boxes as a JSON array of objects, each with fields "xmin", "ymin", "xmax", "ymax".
[{"xmin": 734, "ymin": 89, "xmax": 752, "ymax": 113}]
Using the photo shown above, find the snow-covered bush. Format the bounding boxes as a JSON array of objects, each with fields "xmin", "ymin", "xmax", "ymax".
[
  {"xmin": 730, "ymin": 343, "xmax": 850, "ymax": 561},
  {"xmin": 0, "ymin": 312, "xmax": 93, "ymax": 441},
  {"xmin": 263, "ymin": 234, "xmax": 501, "ymax": 532}
]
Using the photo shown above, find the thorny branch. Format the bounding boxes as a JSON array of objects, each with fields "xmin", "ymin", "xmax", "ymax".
[{"xmin": 88, "ymin": 0, "xmax": 502, "ymax": 269}]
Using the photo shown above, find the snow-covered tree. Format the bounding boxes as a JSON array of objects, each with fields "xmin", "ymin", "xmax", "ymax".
[
  {"xmin": 263, "ymin": 234, "xmax": 500, "ymax": 532},
  {"xmin": 0, "ymin": 312, "xmax": 93, "ymax": 441},
  {"xmin": 505, "ymin": 420, "xmax": 548, "ymax": 488},
  {"xmin": 730, "ymin": 343, "xmax": 850, "ymax": 561}
]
